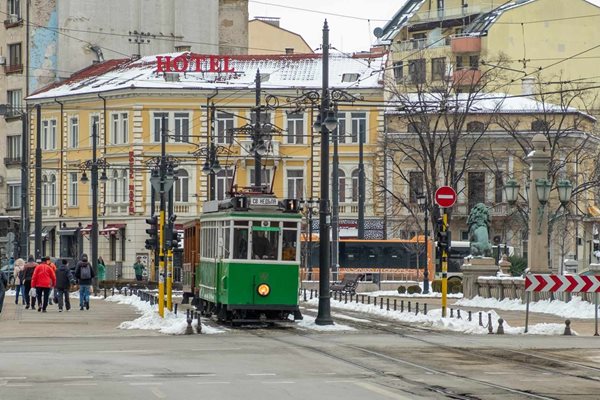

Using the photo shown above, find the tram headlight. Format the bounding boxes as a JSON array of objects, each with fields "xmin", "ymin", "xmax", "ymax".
[{"xmin": 257, "ymin": 283, "xmax": 270, "ymax": 297}]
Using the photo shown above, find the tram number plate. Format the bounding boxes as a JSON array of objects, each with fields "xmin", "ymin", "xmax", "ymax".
[{"xmin": 250, "ymin": 197, "xmax": 278, "ymax": 206}]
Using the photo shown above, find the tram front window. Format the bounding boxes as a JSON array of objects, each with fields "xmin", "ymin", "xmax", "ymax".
[
  {"xmin": 282, "ymin": 228, "xmax": 297, "ymax": 261},
  {"xmin": 233, "ymin": 228, "xmax": 248, "ymax": 259},
  {"xmin": 252, "ymin": 222, "xmax": 279, "ymax": 260}
]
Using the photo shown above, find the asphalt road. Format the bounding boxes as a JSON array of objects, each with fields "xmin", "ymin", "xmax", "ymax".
[{"xmin": 2, "ymin": 295, "xmax": 600, "ymax": 399}]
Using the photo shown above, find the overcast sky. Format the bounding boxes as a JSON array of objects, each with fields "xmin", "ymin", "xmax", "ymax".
[{"xmin": 248, "ymin": 0, "xmax": 406, "ymax": 53}]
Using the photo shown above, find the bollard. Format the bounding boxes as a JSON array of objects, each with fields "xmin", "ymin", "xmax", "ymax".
[
  {"xmin": 497, "ymin": 318, "xmax": 504, "ymax": 334},
  {"xmin": 150, "ymin": 296, "xmax": 154, "ymax": 306},
  {"xmin": 310, "ymin": 289, "xmax": 314, "ymax": 300},
  {"xmin": 415, "ymin": 302, "xmax": 419, "ymax": 315},
  {"xmin": 401, "ymin": 300, "xmax": 404, "ymax": 313},
  {"xmin": 196, "ymin": 312, "xmax": 202, "ymax": 334},
  {"xmin": 424, "ymin": 303, "xmax": 427, "ymax": 315},
  {"xmin": 304, "ymin": 289, "xmax": 307, "ymax": 302},
  {"xmin": 394, "ymin": 299, "xmax": 397, "ymax": 311},
  {"xmin": 345, "ymin": 293, "xmax": 348, "ymax": 304},
  {"xmin": 361, "ymin": 295, "xmax": 365, "ymax": 304},
  {"xmin": 356, "ymin": 294, "xmax": 359, "ymax": 304},
  {"xmin": 367, "ymin": 296, "xmax": 371, "ymax": 305},
  {"xmin": 488, "ymin": 313, "xmax": 493, "ymax": 334},
  {"xmin": 174, "ymin": 303, "xmax": 178, "ymax": 316},
  {"xmin": 457, "ymin": 310, "xmax": 461, "ymax": 319},
  {"xmin": 479, "ymin": 312, "xmax": 483, "ymax": 326},
  {"xmin": 350, "ymin": 294, "xmax": 354, "ymax": 303},
  {"xmin": 386, "ymin": 298, "xmax": 389, "ymax": 311},
  {"xmin": 380, "ymin": 298, "xmax": 383, "ymax": 309},
  {"xmin": 408, "ymin": 301, "xmax": 411, "ymax": 313},
  {"xmin": 564, "ymin": 319, "xmax": 572, "ymax": 336},
  {"xmin": 104, "ymin": 288, "xmax": 107, "ymax": 299},
  {"xmin": 112, "ymin": 287, "xmax": 115, "ymax": 296},
  {"xmin": 450, "ymin": 308, "xmax": 454, "ymax": 318},
  {"xmin": 185, "ymin": 310, "xmax": 194, "ymax": 335},
  {"xmin": 468, "ymin": 311, "xmax": 472, "ymax": 322}
]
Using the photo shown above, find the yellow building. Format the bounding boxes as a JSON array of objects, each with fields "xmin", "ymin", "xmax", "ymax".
[
  {"xmin": 26, "ymin": 51, "xmax": 386, "ymax": 269},
  {"xmin": 379, "ymin": 0, "xmax": 600, "ymax": 99},
  {"xmin": 249, "ymin": 17, "xmax": 313, "ymax": 55}
]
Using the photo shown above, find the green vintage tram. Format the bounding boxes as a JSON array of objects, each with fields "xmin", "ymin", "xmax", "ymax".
[{"xmin": 190, "ymin": 194, "xmax": 303, "ymax": 324}]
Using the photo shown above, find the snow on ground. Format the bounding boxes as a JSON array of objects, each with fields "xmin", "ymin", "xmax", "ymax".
[
  {"xmin": 5, "ymin": 289, "xmax": 104, "ymax": 300},
  {"xmin": 361, "ymin": 290, "xmax": 463, "ymax": 299},
  {"xmin": 296, "ymin": 311, "xmax": 356, "ymax": 331},
  {"xmin": 105, "ymin": 294, "xmax": 224, "ymax": 335},
  {"xmin": 455, "ymin": 295, "xmax": 598, "ymax": 319},
  {"xmin": 306, "ymin": 297, "xmax": 568, "ymax": 336}
]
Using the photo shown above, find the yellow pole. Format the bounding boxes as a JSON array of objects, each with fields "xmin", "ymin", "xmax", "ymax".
[
  {"xmin": 441, "ymin": 212, "xmax": 448, "ymax": 318},
  {"xmin": 158, "ymin": 210, "xmax": 165, "ymax": 317},
  {"xmin": 167, "ymin": 248, "xmax": 173, "ymax": 311}
]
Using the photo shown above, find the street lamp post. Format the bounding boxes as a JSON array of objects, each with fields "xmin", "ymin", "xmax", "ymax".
[
  {"xmin": 34, "ymin": 104, "xmax": 42, "ymax": 260},
  {"xmin": 315, "ymin": 20, "xmax": 336, "ymax": 326},
  {"xmin": 417, "ymin": 193, "xmax": 429, "ymax": 294}
]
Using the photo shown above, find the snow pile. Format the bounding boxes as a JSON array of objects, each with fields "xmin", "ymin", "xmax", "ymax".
[
  {"xmin": 296, "ymin": 312, "xmax": 356, "ymax": 331},
  {"xmin": 305, "ymin": 297, "xmax": 568, "ymax": 335},
  {"xmin": 361, "ymin": 290, "xmax": 463, "ymax": 299},
  {"xmin": 105, "ymin": 294, "xmax": 224, "ymax": 335},
  {"xmin": 455, "ymin": 295, "xmax": 598, "ymax": 319}
]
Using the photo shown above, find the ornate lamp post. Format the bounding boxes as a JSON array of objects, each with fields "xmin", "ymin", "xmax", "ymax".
[{"xmin": 416, "ymin": 193, "xmax": 429, "ymax": 294}]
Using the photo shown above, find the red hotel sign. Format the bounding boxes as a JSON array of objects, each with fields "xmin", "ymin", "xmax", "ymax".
[{"xmin": 156, "ymin": 55, "xmax": 235, "ymax": 73}]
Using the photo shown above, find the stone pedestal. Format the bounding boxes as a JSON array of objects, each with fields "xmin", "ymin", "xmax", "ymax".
[{"xmin": 461, "ymin": 257, "xmax": 498, "ymax": 299}]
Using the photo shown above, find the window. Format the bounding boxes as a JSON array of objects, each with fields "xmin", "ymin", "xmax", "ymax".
[
  {"xmin": 409, "ymin": 171, "xmax": 424, "ymax": 203},
  {"xmin": 111, "ymin": 170, "xmax": 119, "ymax": 204},
  {"xmin": 341, "ymin": 73, "xmax": 360, "ymax": 82},
  {"xmin": 249, "ymin": 168, "xmax": 272, "ymax": 187},
  {"xmin": 456, "ymin": 55, "xmax": 464, "ymax": 69},
  {"xmin": 7, "ymin": 135, "xmax": 20, "ymax": 161},
  {"xmin": 8, "ymin": 0, "xmax": 21, "ymax": 18},
  {"xmin": 467, "ymin": 121, "xmax": 485, "ymax": 133},
  {"xmin": 68, "ymin": 173, "xmax": 78, "ymax": 206},
  {"xmin": 7, "ymin": 89, "xmax": 21, "ymax": 116},
  {"xmin": 153, "ymin": 112, "xmax": 169, "ymax": 142},
  {"xmin": 437, "ymin": 0, "xmax": 444, "ymax": 9},
  {"xmin": 350, "ymin": 112, "xmax": 366, "ymax": 144},
  {"xmin": 431, "ymin": 57, "xmax": 446, "ymax": 81},
  {"xmin": 173, "ymin": 112, "xmax": 189, "ymax": 143},
  {"xmin": 468, "ymin": 172, "xmax": 485, "ymax": 210},
  {"xmin": 408, "ymin": 121, "xmax": 427, "ymax": 133},
  {"xmin": 42, "ymin": 173, "xmax": 57, "ymax": 207},
  {"xmin": 7, "ymin": 43, "xmax": 22, "ymax": 72},
  {"xmin": 109, "ymin": 169, "xmax": 128, "ymax": 204},
  {"xmin": 110, "ymin": 113, "xmax": 128, "ymax": 145},
  {"xmin": 69, "ymin": 117, "xmax": 79, "ymax": 148},
  {"xmin": 42, "ymin": 120, "xmax": 57, "ymax": 150},
  {"xmin": 90, "ymin": 115, "xmax": 100, "ymax": 147},
  {"xmin": 412, "ymin": 33, "xmax": 427, "ymax": 49},
  {"xmin": 175, "ymin": 169, "xmax": 189, "ymax": 202},
  {"xmin": 337, "ymin": 169, "xmax": 346, "ymax": 202},
  {"xmin": 8, "ymin": 184, "xmax": 20, "ymax": 208},
  {"xmin": 408, "ymin": 59, "xmax": 426, "ymax": 84},
  {"xmin": 393, "ymin": 61, "xmax": 404, "ymax": 83},
  {"xmin": 495, "ymin": 173, "xmax": 504, "ymax": 203},
  {"xmin": 531, "ymin": 119, "xmax": 549, "ymax": 131},
  {"xmin": 333, "ymin": 112, "xmax": 347, "ymax": 142},
  {"xmin": 216, "ymin": 112, "xmax": 234, "ymax": 144},
  {"xmin": 469, "ymin": 55, "xmax": 479, "ymax": 69},
  {"xmin": 120, "ymin": 170, "xmax": 128, "ymax": 203},
  {"xmin": 351, "ymin": 169, "xmax": 359, "ymax": 202},
  {"xmin": 286, "ymin": 170, "xmax": 304, "ymax": 199},
  {"xmin": 250, "ymin": 111, "xmax": 271, "ymax": 125},
  {"xmin": 286, "ymin": 113, "xmax": 304, "ymax": 144},
  {"xmin": 216, "ymin": 169, "xmax": 233, "ymax": 200}
]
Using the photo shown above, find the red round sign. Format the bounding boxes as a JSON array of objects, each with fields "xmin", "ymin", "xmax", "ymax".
[{"xmin": 435, "ymin": 186, "xmax": 457, "ymax": 208}]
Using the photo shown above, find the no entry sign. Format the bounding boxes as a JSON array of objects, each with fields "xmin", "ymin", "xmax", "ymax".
[{"xmin": 435, "ymin": 186, "xmax": 457, "ymax": 208}]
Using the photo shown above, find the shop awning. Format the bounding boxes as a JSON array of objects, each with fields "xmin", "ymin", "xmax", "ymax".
[
  {"xmin": 30, "ymin": 225, "xmax": 55, "ymax": 238},
  {"xmin": 80, "ymin": 224, "xmax": 93, "ymax": 235},
  {"xmin": 100, "ymin": 223, "xmax": 126, "ymax": 236}
]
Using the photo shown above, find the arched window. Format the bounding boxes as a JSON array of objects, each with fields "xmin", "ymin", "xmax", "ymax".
[
  {"xmin": 42, "ymin": 175, "xmax": 48, "ymax": 207},
  {"xmin": 175, "ymin": 169, "xmax": 189, "ymax": 202},
  {"xmin": 111, "ymin": 170, "xmax": 119, "ymax": 203},
  {"xmin": 338, "ymin": 170, "xmax": 346, "ymax": 202},
  {"xmin": 351, "ymin": 169, "xmax": 359, "ymax": 202},
  {"xmin": 120, "ymin": 170, "xmax": 128, "ymax": 203},
  {"xmin": 467, "ymin": 121, "xmax": 485, "ymax": 133},
  {"xmin": 43, "ymin": 174, "xmax": 56, "ymax": 207}
]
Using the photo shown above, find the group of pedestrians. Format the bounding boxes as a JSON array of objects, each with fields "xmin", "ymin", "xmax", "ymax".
[{"xmin": 1, "ymin": 253, "xmax": 96, "ymax": 314}]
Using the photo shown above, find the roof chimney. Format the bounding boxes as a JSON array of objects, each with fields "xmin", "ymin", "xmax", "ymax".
[
  {"xmin": 175, "ymin": 45, "xmax": 192, "ymax": 52},
  {"xmin": 521, "ymin": 77, "xmax": 535, "ymax": 97}
]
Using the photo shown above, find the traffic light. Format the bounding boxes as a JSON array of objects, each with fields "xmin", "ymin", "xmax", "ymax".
[
  {"xmin": 145, "ymin": 215, "xmax": 158, "ymax": 250},
  {"xmin": 436, "ymin": 217, "xmax": 451, "ymax": 251},
  {"xmin": 170, "ymin": 230, "xmax": 181, "ymax": 249}
]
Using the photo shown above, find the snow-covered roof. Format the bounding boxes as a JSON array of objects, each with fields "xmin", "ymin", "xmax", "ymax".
[
  {"xmin": 385, "ymin": 92, "xmax": 592, "ymax": 118},
  {"xmin": 465, "ymin": 0, "xmax": 536, "ymax": 35},
  {"xmin": 379, "ymin": 0, "xmax": 424, "ymax": 43},
  {"xmin": 28, "ymin": 52, "xmax": 387, "ymax": 100}
]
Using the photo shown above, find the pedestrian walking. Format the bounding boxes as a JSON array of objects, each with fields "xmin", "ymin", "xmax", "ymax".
[
  {"xmin": 42, "ymin": 256, "xmax": 57, "ymax": 305},
  {"xmin": 13, "ymin": 258, "xmax": 26, "ymax": 305},
  {"xmin": 55, "ymin": 259, "xmax": 75, "ymax": 312},
  {"xmin": 97, "ymin": 256, "xmax": 106, "ymax": 282},
  {"xmin": 133, "ymin": 256, "xmax": 145, "ymax": 281},
  {"xmin": 22, "ymin": 256, "xmax": 37, "ymax": 310},
  {"xmin": 0, "ymin": 266, "xmax": 7, "ymax": 314},
  {"xmin": 75, "ymin": 254, "xmax": 95, "ymax": 310},
  {"xmin": 31, "ymin": 258, "xmax": 56, "ymax": 312}
]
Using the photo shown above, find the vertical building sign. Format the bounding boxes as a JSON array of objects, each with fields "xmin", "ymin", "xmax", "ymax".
[{"xmin": 129, "ymin": 151, "xmax": 135, "ymax": 214}]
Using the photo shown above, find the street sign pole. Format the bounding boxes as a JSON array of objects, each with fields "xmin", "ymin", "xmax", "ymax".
[
  {"xmin": 434, "ymin": 186, "xmax": 456, "ymax": 318},
  {"xmin": 441, "ymin": 211, "xmax": 448, "ymax": 318}
]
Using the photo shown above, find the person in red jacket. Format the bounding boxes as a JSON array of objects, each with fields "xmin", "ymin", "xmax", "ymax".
[{"xmin": 31, "ymin": 259, "xmax": 56, "ymax": 312}]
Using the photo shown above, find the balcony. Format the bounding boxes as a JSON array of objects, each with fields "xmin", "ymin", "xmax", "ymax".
[
  {"xmin": 453, "ymin": 68, "xmax": 482, "ymax": 86},
  {"xmin": 411, "ymin": 5, "xmax": 492, "ymax": 24},
  {"xmin": 451, "ymin": 35, "xmax": 482, "ymax": 53},
  {"xmin": 4, "ymin": 156, "xmax": 21, "ymax": 166},
  {"xmin": 393, "ymin": 37, "xmax": 450, "ymax": 53},
  {"xmin": 106, "ymin": 204, "xmax": 129, "ymax": 215},
  {"xmin": 4, "ymin": 64, "xmax": 23, "ymax": 74},
  {"xmin": 4, "ymin": 15, "xmax": 23, "ymax": 29}
]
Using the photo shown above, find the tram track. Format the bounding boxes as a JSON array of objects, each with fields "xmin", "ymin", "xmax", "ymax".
[{"xmin": 243, "ymin": 305, "xmax": 600, "ymax": 399}]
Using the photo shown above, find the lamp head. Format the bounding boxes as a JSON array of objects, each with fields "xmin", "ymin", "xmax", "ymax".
[
  {"xmin": 202, "ymin": 159, "xmax": 211, "ymax": 175},
  {"xmin": 557, "ymin": 179, "xmax": 573, "ymax": 206},
  {"xmin": 211, "ymin": 159, "xmax": 222, "ymax": 175},
  {"xmin": 80, "ymin": 171, "xmax": 89, "ymax": 183},
  {"xmin": 313, "ymin": 114, "xmax": 322, "ymax": 131},
  {"xmin": 535, "ymin": 178, "xmax": 551, "ymax": 205},
  {"xmin": 99, "ymin": 170, "xmax": 108, "ymax": 182},
  {"xmin": 324, "ymin": 109, "xmax": 338, "ymax": 131},
  {"xmin": 503, "ymin": 178, "xmax": 520, "ymax": 206}
]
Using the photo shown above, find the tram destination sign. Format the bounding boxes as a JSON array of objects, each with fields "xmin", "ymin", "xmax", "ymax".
[{"xmin": 250, "ymin": 197, "xmax": 279, "ymax": 206}]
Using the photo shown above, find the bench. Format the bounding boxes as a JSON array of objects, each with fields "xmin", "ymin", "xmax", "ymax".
[{"xmin": 330, "ymin": 274, "xmax": 364, "ymax": 295}]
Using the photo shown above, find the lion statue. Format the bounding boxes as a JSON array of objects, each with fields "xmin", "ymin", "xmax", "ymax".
[{"xmin": 467, "ymin": 203, "xmax": 493, "ymax": 257}]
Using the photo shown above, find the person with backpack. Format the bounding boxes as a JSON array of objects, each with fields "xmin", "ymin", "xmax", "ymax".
[
  {"xmin": 31, "ymin": 257, "xmax": 56, "ymax": 312},
  {"xmin": 55, "ymin": 259, "xmax": 76, "ymax": 312},
  {"xmin": 13, "ymin": 258, "xmax": 26, "ymax": 305},
  {"xmin": 22, "ymin": 256, "xmax": 38, "ymax": 310},
  {"xmin": 75, "ymin": 254, "xmax": 95, "ymax": 310}
]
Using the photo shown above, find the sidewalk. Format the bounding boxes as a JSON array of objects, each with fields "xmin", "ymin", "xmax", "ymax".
[{"xmin": 0, "ymin": 292, "xmax": 162, "ymax": 338}]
